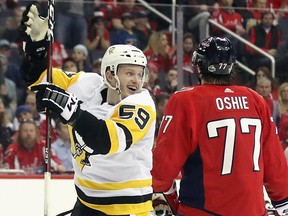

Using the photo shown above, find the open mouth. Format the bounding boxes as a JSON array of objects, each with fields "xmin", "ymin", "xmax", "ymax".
[
  {"xmin": 128, "ymin": 85, "xmax": 137, "ymax": 91},
  {"xmin": 127, "ymin": 85, "xmax": 138, "ymax": 94}
]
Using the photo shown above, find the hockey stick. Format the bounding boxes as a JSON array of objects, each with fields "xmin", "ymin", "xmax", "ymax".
[{"xmin": 44, "ymin": 0, "xmax": 55, "ymax": 216}]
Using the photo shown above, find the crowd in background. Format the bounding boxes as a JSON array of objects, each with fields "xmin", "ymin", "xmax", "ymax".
[{"xmin": 0, "ymin": 0, "xmax": 288, "ymax": 174}]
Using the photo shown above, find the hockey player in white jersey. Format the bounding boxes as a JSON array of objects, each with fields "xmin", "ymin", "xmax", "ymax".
[{"xmin": 19, "ymin": 4, "xmax": 156, "ymax": 216}]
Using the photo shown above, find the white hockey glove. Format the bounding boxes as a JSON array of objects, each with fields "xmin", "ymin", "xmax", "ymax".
[
  {"xmin": 20, "ymin": 4, "xmax": 48, "ymax": 42},
  {"xmin": 31, "ymin": 83, "xmax": 82, "ymax": 125},
  {"xmin": 19, "ymin": 4, "xmax": 49, "ymax": 59},
  {"xmin": 153, "ymin": 181, "xmax": 179, "ymax": 216}
]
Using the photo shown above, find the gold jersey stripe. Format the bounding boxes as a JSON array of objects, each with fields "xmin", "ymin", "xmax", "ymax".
[
  {"xmin": 106, "ymin": 120, "xmax": 120, "ymax": 154},
  {"xmin": 79, "ymin": 198, "xmax": 153, "ymax": 215},
  {"xmin": 77, "ymin": 177, "xmax": 152, "ymax": 190},
  {"xmin": 30, "ymin": 68, "xmax": 80, "ymax": 90}
]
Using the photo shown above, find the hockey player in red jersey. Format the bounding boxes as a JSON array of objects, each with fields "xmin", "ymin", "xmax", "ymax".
[{"xmin": 151, "ymin": 36, "xmax": 288, "ymax": 215}]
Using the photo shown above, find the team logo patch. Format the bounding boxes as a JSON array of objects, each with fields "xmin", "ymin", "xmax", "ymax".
[
  {"xmin": 224, "ymin": 88, "xmax": 234, "ymax": 93},
  {"xmin": 208, "ymin": 65, "xmax": 216, "ymax": 72},
  {"xmin": 108, "ymin": 47, "xmax": 115, "ymax": 54}
]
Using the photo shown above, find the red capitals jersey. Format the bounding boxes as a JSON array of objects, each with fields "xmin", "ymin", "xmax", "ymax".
[
  {"xmin": 152, "ymin": 84, "xmax": 288, "ymax": 215},
  {"xmin": 212, "ymin": 9, "xmax": 243, "ymax": 36},
  {"xmin": 4, "ymin": 140, "xmax": 61, "ymax": 172},
  {"xmin": 52, "ymin": 41, "xmax": 68, "ymax": 68}
]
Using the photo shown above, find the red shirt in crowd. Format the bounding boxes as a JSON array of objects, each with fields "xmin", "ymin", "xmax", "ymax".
[{"xmin": 4, "ymin": 140, "xmax": 61, "ymax": 172}]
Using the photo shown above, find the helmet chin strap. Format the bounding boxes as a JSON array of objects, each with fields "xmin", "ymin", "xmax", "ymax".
[{"xmin": 114, "ymin": 76, "xmax": 122, "ymax": 101}]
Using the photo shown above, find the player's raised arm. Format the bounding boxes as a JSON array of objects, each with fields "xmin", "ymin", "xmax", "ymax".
[{"xmin": 19, "ymin": 4, "xmax": 49, "ymax": 85}]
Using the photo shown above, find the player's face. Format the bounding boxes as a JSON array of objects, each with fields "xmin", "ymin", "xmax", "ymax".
[{"xmin": 117, "ymin": 64, "xmax": 144, "ymax": 99}]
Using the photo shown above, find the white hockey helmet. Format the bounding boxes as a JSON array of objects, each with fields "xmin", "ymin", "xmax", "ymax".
[{"xmin": 101, "ymin": 44, "xmax": 148, "ymax": 90}]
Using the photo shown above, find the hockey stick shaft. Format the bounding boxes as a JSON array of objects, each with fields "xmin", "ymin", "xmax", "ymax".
[{"xmin": 44, "ymin": 0, "xmax": 55, "ymax": 216}]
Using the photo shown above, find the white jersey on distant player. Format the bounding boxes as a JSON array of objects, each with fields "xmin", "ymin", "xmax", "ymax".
[{"xmin": 32, "ymin": 68, "xmax": 156, "ymax": 215}]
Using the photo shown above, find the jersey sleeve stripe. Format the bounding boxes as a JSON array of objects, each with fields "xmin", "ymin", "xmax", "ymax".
[{"xmin": 105, "ymin": 120, "xmax": 120, "ymax": 154}]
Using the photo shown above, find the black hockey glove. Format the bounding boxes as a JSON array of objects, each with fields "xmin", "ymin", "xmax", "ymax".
[
  {"xmin": 19, "ymin": 4, "xmax": 49, "ymax": 59},
  {"xmin": 153, "ymin": 181, "xmax": 179, "ymax": 216},
  {"xmin": 31, "ymin": 83, "xmax": 82, "ymax": 125}
]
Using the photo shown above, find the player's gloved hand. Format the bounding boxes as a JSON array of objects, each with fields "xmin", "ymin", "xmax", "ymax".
[
  {"xmin": 19, "ymin": 4, "xmax": 48, "ymax": 42},
  {"xmin": 19, "ymin": 4, "xmax": 49, "ymax": 58},
  {"xmin": 153, "ymin": 181, "xmax": 179, "ymax": 215},
  {"xmin": 31, "ymin": 83, "xmax": 82, "ymax": 125},
  {"xmin": 152, "ymin": 193, "xmax": 173, "ymax": 216}
]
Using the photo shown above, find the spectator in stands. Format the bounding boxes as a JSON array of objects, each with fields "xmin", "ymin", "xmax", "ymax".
[
  {"xmin": 0, "ymin": 54, "xmax": 17, "ymax": 120},
  {"xmin": 113, "ymin": 12, "xmax": 139, "ymax": 47},
  {"xmin": 72, "ymin": 44, "xmax": 92, "ymax": 72},
  {"xmin": 144, "ymin": 31, "xmax": 175, "ymax": 82},
  {"xmin": 145, "ymin": 0, "xmax": 172, "ymax": 31},
  {"xmin": 211, "ymin": 0, "xmax": 246, "ymax": 37},
  {"xmin": 245, "ymin": 0, "xmax": 268, "ymax": 31},
  {"xmin": 52, "ymin": 119, "xmax": 73, "ymax": 172},
  {"xmin": 52, "ymin": 41, "xmax": 68, "ymax": 68},
  {"xmin": 93, "ymin": 0, "xmax": 114, "ymax": 25},
  {"xmin": 247, "ymin": 66, "xmax": 278, "ymax": 99},
  {"xmin": 86, "ymin": 11, "xmax": 110, "ymax": 60},
  {"xmin": 143, "ymin": 61, "xmax": 161, "ymax": 97},
  {"xmin": 110, "ymin": 0, "xmax": 144, "ymax": 30},
  {"xmin": 185, "ymin": 0, "xmax": 219, "ymax": 43},
  {"xmin": 12, "ymin": 104, "xmax": 33, "ymax": 132},
  {"xmin": 4, "ymin": 119, "xmax": 65, "ymax": 173},
  {"xmin": 245, "ymin": 11, "xmax": 281, "ymax": 70},
  {"xmin": 0, "ymin": 96, "xmax": 13, "ymax": 152},
  {"xmin": 232, "ymin": 0, "xmax": 252, "ymax": 27},
  {"xmin": 92, "ymin": 58, "xmax": 102, "ymax": 75},
  {"xmin": 1, "ymin": 6, "xmax": 23, "ymax": 43},
  {"xmin": 62, "ymin": 57, "xmax": 78, "ymax": 73},
  {"xmin": 0, "ymin": 39, "xmax": 26, "ymax": 105},
  {"xmin": 267, "ymin": 0, "xmax": 288, "ymax": 42},
  {"xmin": 24, "ymin": 90, "xmax": 57, "ymax": 142},
  {"xmin": 160, "ymin": 68, "xmax": 178, "ymax": 95},
  {"xmin": 54, "ymin": 0, "xmax": 91, "ymax": 49},
  {"xmin": 275, "ymin": 35, "xmax": 288, "ymax": 83},
  {"xmin": 211, "ymin": 0, "xmax": 246, "ymax": 60},
  {"xmin": 255, "ymin": 77, "xmax": 280, "ymax": 124},
  {"xmin": 132, "ymin": 10, "xmax": 153, "ymax": 50},
  {"xmin": 154, "ymin": 93, "xmax": 169, "ymax": 140},
  {"xmin": 277, "ymin": 82, "xmax": 288, "ymax": 147},
  {"xmin": 172, "ymin": 32, "xmax": 199, "ymax": 86}
]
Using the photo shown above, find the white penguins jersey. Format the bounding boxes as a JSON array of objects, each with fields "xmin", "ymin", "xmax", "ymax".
[{"xmin": 31, "ymin": 68, "xmax": 156, "ymax": 215}]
